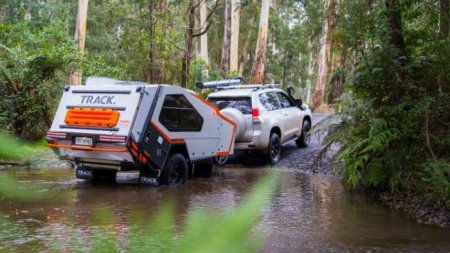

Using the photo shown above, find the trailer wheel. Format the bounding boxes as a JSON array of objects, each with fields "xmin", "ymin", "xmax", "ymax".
[
  {"xmin": 161, "ymin": 153, "xmax": 188, "ymax": 185},
  {"xmin": 193, "ymin": 163, "xmax": 213, "ymax": 178}
]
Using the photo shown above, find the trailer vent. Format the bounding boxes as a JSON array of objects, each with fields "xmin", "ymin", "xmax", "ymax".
[{"xmin": 64, "ymin": 108, "xmax": 120, "ymax": 128}]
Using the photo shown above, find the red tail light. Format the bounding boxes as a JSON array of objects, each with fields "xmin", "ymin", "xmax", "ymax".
[
  {"xmin": 99, "ymin": 135, "xmax": 127, "ymax": 143},
  {"xmin": 46, "ymin": 131, "xmax": 67, "ymax": 139},
  {"xmin": 251, "ymin": 108, "xmax": 260, "ymax": 117}
]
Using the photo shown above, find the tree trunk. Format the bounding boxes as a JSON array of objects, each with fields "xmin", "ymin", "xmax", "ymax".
[
  {"xmin": 238, "ymin": 1, "xmax": 258, "ymax": 76},
  {"xmin": 230, "ymin": 0, "xmax": 241, "ymax": 72},
  {"xmin": 440, "ymin": 0, "xmax": 449, "ymax": 38},
  {"xmin": 250, "ymin": 0, "xmax": 270, "ymax": 84},
  {"xmin": 312, "ymin": 0, "xmax": 336, "ymax": 111},
  {"xmin": 147, "ymin": 2, "xmax": 161, "ymax": 83},
  {"xmin": 385, "ymin": 0, "xmax": 407, "ymax": 101},
  {"xmin": 385, "ymin": 0, "xmax": 406, "ymax": 59},
  {"xmin": 69, "ymin": 0, "xmax": 89, "ymax": 85},
  {"xmin": 220, "ymin": 0, "xmax": 232, "ymax": 75},
  {"xmin": 199, "ymin": 0, "xmax": 209, "ymax": 65},
  {"xmin": 181, "ymin": 0, "xmax": 195, "ymax": 88},
  {"xmin": 305, "ymin": 42, "xmax": 315, "ymax": 105}
]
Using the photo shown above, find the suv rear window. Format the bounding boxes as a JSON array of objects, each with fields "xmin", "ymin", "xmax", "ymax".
[{"xmin": 207, "ymin": 97, "xmax": 252, "ymax": 115}]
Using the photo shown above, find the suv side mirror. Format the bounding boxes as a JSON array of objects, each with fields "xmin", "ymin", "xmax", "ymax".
[{"xmin": 295, "ymin": 99, "xmax": 306, "ymax": 110}]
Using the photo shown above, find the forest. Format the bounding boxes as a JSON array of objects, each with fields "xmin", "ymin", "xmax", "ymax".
[{"xmin": 0, "ymin": 0, "xmax": 449, "ymax": 209}]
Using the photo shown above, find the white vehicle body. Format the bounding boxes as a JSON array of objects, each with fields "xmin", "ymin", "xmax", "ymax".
[
  {"xmin": 47, "ymin": 77, "xmax": 235, "ymax": 185},
  {"xmin": 206, "ymin": 83, "xmax": 312, "ymax": 164}
]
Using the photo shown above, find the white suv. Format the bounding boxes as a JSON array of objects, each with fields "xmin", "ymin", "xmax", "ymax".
[{"xmin": 202, "ymin": 81, "xmax": 312, "ymax": 164}]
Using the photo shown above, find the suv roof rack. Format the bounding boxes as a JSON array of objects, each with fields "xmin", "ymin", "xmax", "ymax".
[
  {"xmin": 196, "ymin": 77, "xmax": 243, "ymax": 89},
  {"xmin": 196, "ymin": 78, "xmax": 279, "ymax": 91}
]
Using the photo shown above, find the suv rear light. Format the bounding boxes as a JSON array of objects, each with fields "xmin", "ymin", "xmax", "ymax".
[
  {"xmin": 46, "ymin": 131, "xmax": 67, "ymax": 139},
  {"xmin": 251, "ymin": 108, "xmax": 260, "ymax": 117}
]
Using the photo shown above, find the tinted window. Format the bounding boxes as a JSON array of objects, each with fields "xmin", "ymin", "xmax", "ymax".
[
  {"xmin": 259, "ymin": 92, "xmax": 281, "ymax": 111},
  {"xmin": 276, "ymin": 92, "xmax": 295, "ymax": 108},
  {"xmin": 207, "ymin": 97, "xmax": 252, "ymax": 115},
  {"xmin": 159, "ymin": 95, "xmax": 203, "ymax": 132}
]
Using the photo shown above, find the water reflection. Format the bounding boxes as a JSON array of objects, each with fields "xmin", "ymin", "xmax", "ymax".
[{"xmin": 0, "ymin": 167, "xmax": 449, "ymax": 252}]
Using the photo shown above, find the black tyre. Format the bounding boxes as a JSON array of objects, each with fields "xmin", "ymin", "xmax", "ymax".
[
  {"xmin": 161, "ymin": 153, "xmax": 188, "ymax": 185},
  {"xmin": 268, "ymin": 133, "xmax": 281, "ymax": 165},
  {"xmin": 193, "ymin": 163, "xmax": 213, "ymax": 178},
  {"xmin": 296, "ymin": 120, "xmax": 311, "ymax": 148},
  {"xmin": 92, "ymin": 169, "xmax": 117, "ymax": 183}
]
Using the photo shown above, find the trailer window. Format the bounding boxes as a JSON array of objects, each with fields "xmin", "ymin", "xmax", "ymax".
[{"xmin": 159, "ymin": 95, "xmax": 204, "ymax": 132}]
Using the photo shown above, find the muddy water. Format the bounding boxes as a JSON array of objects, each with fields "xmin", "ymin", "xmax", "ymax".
[{"xmin": 1, "ymin": 167, "xmax": 448, "ymax": 252}]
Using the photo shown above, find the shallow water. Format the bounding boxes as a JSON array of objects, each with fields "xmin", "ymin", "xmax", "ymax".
[{"xmin": 0, "ymin": 166, "xmax": 448, "ymax": 252}]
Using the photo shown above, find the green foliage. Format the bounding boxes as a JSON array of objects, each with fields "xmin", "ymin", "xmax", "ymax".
[
  {"xmin": 323, "ymin": 0, "xmax": 450, "ymax": 204},
  {"xmin": 0, "ymin": 19, "xmax": 75, "ymax": 140}
]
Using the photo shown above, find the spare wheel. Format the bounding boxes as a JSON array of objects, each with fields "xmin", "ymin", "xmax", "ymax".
[{"xmin": 220, "ymin": 108, "xmax": 246, "ymax": 141}]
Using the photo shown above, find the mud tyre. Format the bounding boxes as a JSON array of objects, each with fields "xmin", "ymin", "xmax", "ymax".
[
  {"xmin": 161, "ymin": 153, "xmax": 188, "ymax": 185},
  {"xmin": 296, "ymin": 120, "xmax": 311, "ymax": 148},
  {"xmin": 268, "ymin": 133, "xmax": 281, "ymax": 165}
]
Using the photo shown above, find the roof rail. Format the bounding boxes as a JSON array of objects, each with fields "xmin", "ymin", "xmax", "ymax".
[{"xmin": 196, "ymin": 77, "xmax": 243, "ymax": 89}]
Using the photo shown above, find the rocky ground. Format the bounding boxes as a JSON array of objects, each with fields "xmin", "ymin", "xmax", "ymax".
[{"xmin": 278, "ymin": 113, "xmax": 340, "ymax": 177}]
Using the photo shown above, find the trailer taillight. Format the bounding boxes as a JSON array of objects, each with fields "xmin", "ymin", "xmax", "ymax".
[
  {"xmin": 64, "ymin": 108, "xmax": 120, "ymax": 128},
  {"xmin": 46, "ymin": 131, "xmax": 67, "ymax": 139},
  {"xmin": 99, "ymin": 135, "xmax": 127, "ymax": 143}
]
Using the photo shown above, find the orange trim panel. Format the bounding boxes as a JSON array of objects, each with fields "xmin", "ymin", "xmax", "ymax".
[{"xmin": 151, "ymin": 121, "xmax": 185, "ymax": 144}]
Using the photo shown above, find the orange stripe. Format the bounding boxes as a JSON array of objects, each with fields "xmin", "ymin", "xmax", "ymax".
[
  {"xmin": 131, "ymin": 141, "xmax": 138, "ymax": 151},
  {"xmin": 48, "ymin": 143, "xmax": 128, "ymax": 153},
  {"xmin": 192, "ymin": 94, "xmax": 236, "ymax": 156},
  {"xmin": 144, "ymin": 151, "xmax": 150, "ymax": 157},
  {"xmin": 151, "ymin": 121, "xmax": 185, "ymax": 144}
]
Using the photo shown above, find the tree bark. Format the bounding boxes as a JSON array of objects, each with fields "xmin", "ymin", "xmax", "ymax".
[
  {"xmin": 385, "ymin": 0, "xmax": 406, "ymax": 59},
  {"xmin": 305, "ymin": 41, "xmax": 315, "ymax": 105},
  {"xmin": 199, "ymin": 0, "xmax": 209, "ymax": 65},
  {"xmin": 440, "ymin": 0, "xmax": 449, "ymax": 38},
  {"xmin": 220, "ymin": 0, "xmax": 232, "ymax": 75},
  {"xmin": 312, "ymin": 0, "xmax": 336, "ymax": 110},
  {"xmin": 250, "ymin": 0, "xmax": 270, "ymax": 84},
  {"xmin": 181, "ymin": 0, "xmax": 195, "ymax": 87},
  {"xmin": 385, "ymin": 0, "xmax": 407, "ymax": 101},
  {"xmin": 230, "ymin": 0, "xmax": 241, "ymax": 72},
  {"xmin": 147, "ymin": 2, "xmax": 161, "ymax": 83},
  {"xmin": 238, "ymin": 0, "xmax": 258, "ymax": 75},
  {"xmin": 69, "ymin": 0, "xmax": 89, "ymax": 85}
]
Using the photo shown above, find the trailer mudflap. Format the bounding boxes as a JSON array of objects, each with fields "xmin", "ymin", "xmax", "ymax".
[{"xmin": 138, "ymin": 170, "xmax": 160, "ymax": 186}]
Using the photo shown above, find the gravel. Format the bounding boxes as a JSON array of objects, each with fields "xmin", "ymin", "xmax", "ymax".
[{"xmin": 279, "ymin": 113, "xmax": 340, "ymax": 177}]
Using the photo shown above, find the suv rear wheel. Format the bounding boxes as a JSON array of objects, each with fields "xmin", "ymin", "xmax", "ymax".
[
  {"xmin": 161, "ymin": 153, "xmax": 188, "ymax": 185},
  {"xmin": 268, "ymin": 133, "xmax": 281, "ymax": 164},
  {"xmin": 296, "ymin": 120, "xmax": 311, "ymax": 148}
]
